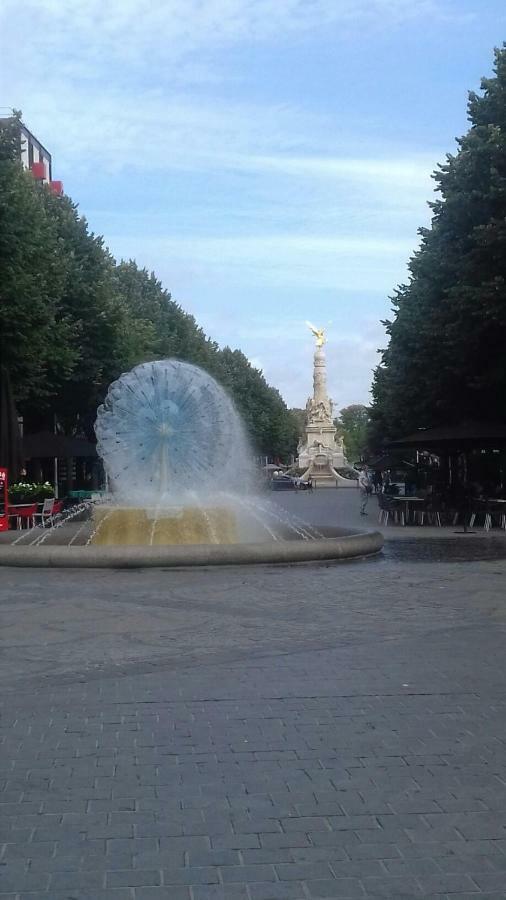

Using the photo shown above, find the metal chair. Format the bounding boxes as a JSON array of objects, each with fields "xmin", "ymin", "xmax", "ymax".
[{"xmin": 33, "ymin": 498, "xmax": 56, "ymax": 528}]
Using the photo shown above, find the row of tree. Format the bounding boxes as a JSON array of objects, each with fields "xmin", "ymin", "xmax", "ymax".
[
  {"xmin": 370, "ymin": 45, "xmax": 506, "ymax": 446},
  {"xmin": 0, "ymin": 114, "xmax": 299, "ymax": 459}
]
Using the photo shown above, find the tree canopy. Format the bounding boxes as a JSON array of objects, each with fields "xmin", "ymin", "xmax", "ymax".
[
  {"xmin": 370, "ymin": 45, "xmax": 506, "ymax": 445},
  {"xmin": 335, "ymin": 405, "xmax": 370, "ymax": 464},
  {"xmin": 0, "ymin": 116, "xmax": 298, "ymax": 459}
]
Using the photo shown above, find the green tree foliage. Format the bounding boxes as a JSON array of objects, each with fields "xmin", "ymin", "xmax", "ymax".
[
  {"xmin": 290, "ymin": 407, "xmax": 306, "ymax": 441},
  {"xmin": 370, "ymin": 45, "xmax": 506, "ymax": 443},
  {"xmin": 218, "ymin": 348, "xmax": 299, "ymax": 458},
  {"xmin": 335, "ymin": 404, "xmax": 370, "ymax": 463},
  {"xmin": 0, "ymin": 115, "xmax": 75, "ymax": 403},
  {"xmin": 0, "ymin": 126, "xmax": 298, "ymax": 458}
]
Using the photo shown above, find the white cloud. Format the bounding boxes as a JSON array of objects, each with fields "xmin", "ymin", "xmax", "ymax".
[
  {"xmin": 108, "ymin": 232, "xmax": 417, "ymax": 293},
  {"xmin": 0, "ymin": 0, "xmax": 455, "ymax": 407},
  {"xmin": 0, "ymin": 0, "xmax": 460, "ymax": 78}
]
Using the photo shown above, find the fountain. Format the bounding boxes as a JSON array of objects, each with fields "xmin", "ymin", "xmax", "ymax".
[
  {"xmin": 0, "ymin": 360, "xmax": 383, "ymax": 567},
  {"xmin": 93, "ymin": 359, "xmax": 251, "ymax": 546}
]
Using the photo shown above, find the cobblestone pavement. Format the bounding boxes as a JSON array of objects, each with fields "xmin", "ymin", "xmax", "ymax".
[{"xmin": 2, "ymin": 495, "xmax": 506, "ymax": 897}]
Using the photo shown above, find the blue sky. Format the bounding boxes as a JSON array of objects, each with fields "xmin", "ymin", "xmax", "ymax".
[{"xmin": 1, "ymin": 0, "xmax": 505, "ymax": 410}]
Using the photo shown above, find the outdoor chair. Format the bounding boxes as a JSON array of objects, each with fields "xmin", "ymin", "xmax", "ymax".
[
  {"xmin": 378, "ymin": 493, "xmax": 403, "ymax": 526},
  {"xmin": 33, "ymin": 498, "xmax": 56, "ymax": 528},
  {"xmin": 426, "ymin": 496, "xmax": 444, "ymax": 527},
  {"xmin": 410, "ymin": 498, "xmax": 429, "ymax": 526}
]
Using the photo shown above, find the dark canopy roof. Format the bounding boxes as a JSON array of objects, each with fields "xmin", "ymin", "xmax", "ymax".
[
  {"xmin": 23, "ymin": 431, "xmax": 97, "ymax": 459},
  {"xmin": 367, "ymin": 454, "xmax": 415, "ymax": 471},
  {"xmin": 388, "ymin": 422, "xmax": 506, "ymax": 450}
]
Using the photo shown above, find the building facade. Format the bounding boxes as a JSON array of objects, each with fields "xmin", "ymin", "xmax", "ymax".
[{"xmin": 0, "ymin": 115, "xmax": 62, "ymax": 193}]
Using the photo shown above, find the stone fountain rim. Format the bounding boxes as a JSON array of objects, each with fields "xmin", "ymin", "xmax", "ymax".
[{"xmin": 0, "ymin": 528, "xmax": 383, "ymax": 568}]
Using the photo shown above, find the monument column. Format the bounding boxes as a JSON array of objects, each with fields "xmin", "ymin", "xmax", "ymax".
[
  {"xmin": 313, "ymin": 345, "xmax": 329, "ymax": 409},
  {"xmin": 296, "ymin": 321, "xmax": 348, "ymax": 481}
]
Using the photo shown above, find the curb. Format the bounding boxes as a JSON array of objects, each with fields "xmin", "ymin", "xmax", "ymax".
[{"xmin": 0, "ymin": 530, "xmax": 383, "ymax": 568}]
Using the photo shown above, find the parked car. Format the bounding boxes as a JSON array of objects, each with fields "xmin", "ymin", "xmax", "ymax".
[{"xmin": 270, "ymin": 475, "xmax": 297, "ymax": 491}]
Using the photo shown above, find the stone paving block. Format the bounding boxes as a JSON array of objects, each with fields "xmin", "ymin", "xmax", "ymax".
[
  {"xmin": 188, "ymin": 848, "xmax": 241, "ymax": 866},
  {"xmin": 161, "ymin": 865, "xmax": 220, "ymax": 884},
  {"xmin": 247, "ymin": 884, "xmax": 306, "ymax": 900},
  {"xmin": 361, "ymin": 875, "xmax": 423, "ymax": 896},
  {"xmin": 190, "ymin": 887, "xmax": 249, "ymax": 900},
  {"xmin": 328, "ymin": 859, "xmax": 385, "ymax": 878},
  {"xmin": 346, "ymin": 842, "xmax": 401, "ymax": 860},
  {"xmin": 134, "ymin": 848, "xmax": 185, "ymax": 868},
  {"xmin": 0, "ymin": 868, "xmax": 51, "ymax": 893},
  {"xmin": 159, "ymin": 835, "xmax": 210, "ymax": 854},
  {"xmin": 2, "ymin": 840, "xmax": 56, "ymax": 861},
  {"xmin": 275, "ymin": 861, "xmax": 334, "ymax": 881},
  {"xmin": 308, "ymin": 830, "xmax": 358, "ymax": 847},
  {"xmin": 220, "ymin": 863, "xmax": 277, "ymax": 882},
  {"xmin": 381, "ymin": 856, "xmax": 440, "ymax": 876},
  {"xmin": 417, "ymin": 872, "xmax": 481, "ymax": 892},
  {"xmin": 471, "ymin": 871, "xmax": 506, "ymax": 891},
  {"xmin": 107, "ymin": 868, "xmax": 162, "ymax": 886},
  {"xmin": 289, "ymin": 846, "xmax": 348, "ymax": 863},
  {"xmin": 49, "ymin": 868, "xmax": 106, "ymax": 890},
  {"xmin": 108, "ymin": 837, "xmax": 159, "ymax": 856},
  {"xmin": 305, "ymin": 879, "xmax": 365, "ymax": 898},
  {"xmin": 211, "ymin": 833, "xmax": 261, "ymax": 849},
  {"xmin": 134, "ymin": 889, "xmax": 190, "ymax": 900},
  {"xmin": 281, "ymin": 816, "xmax": 330, "ymax": 831},
  {"xmin": 16, "ymin": 892, "xmax": 133, "ymax": 900}
]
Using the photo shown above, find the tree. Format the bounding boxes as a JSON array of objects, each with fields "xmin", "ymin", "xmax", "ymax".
[
  {"xmin": 336, "ymin": 405, "xmax": 370, "ymax": 463},
  {"xmin": 371, "ymin": 45, "xmax": 506, "ymax": 443},
  {"xmin": 0, "ymin": 124, "xmax": 76, "ymax": 406},
  {"xmin": 0, "ymin": 117, "xmax": 299, "ymax": 458},
  {"xmin": 218, "ymin": 348, "xmax": 299, "ymax": 459}
]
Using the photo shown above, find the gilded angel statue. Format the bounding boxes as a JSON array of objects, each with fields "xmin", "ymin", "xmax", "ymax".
[{"xmin": 305, "ymin": 321, "xmax": 326, "ymax": 347}]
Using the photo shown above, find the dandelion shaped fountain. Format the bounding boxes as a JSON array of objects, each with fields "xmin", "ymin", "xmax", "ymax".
[
  {"xmin": 0, "ymin": 360, "xmax": 383, "ymax": 567},
  {"xmin": 93, "ymin": 359, "xmax": 253, "ymax": 546}
]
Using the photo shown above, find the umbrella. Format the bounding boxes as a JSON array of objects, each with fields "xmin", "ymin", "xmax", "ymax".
[{"xmin": 0, "ymin": 366, "xmax": 23, "ymax": 480}]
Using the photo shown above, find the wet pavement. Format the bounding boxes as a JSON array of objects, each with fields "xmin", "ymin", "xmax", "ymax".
[
  {"xmin": 1, "ymin": 491, "xmax": 506, "ymax": 898},
  {"xmin": 275, "ymin": 488, "xmax": 506, "ymax": 564}
]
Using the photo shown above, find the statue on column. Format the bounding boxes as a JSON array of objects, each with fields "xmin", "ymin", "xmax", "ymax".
[
  {"xmin": 297, "ymin": 319, "xmax": 347, "ymax": 477},
  {"xmin": 305, "ymin": 321, "xmax": 326, "ymax": 347}
]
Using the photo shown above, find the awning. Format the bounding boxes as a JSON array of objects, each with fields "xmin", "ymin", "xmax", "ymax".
[
  {"xmin": 388, "ymin": 422, "xmax": 506, "ymax": 450},
  {"xmin": 367, "ymin": 454, "xmax": 415, "ymax": 470},
  {"xmin": 23, "ymin": 431, "xmax": 98, "ymax": 458}
]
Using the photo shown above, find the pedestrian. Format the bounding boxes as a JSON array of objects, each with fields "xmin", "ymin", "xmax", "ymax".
[
  {"xmin": 358, "ymin": 468, "xmax": 372, "ymax": 516},
  {"xmin": 372, "ymin": 470, "xmax": 383, "ymax": 493}
]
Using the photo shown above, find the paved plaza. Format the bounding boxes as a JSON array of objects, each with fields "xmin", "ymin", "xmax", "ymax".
[{"xmin": 2, "ymin": 491, "xmax": 506, "ymax": 898}]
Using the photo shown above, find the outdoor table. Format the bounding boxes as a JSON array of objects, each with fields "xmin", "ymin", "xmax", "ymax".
[
  {"xmin": 8, "ymin": 504, "xmax": 37, "ymax": 529},
  {"xmin": 391, "ymin": 496, "xmax": 426, "ymax": 525},
  {"xmin": 485, "ymin": 498, "xmax": 506, "ymax": 529}
]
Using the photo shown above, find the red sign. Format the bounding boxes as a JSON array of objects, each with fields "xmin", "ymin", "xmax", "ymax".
[{"xmin": 0, "ymin": 468, "xmax": 8, "ymax": 532}]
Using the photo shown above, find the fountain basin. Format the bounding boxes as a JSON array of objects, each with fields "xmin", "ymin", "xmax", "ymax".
[
  {"xmin": 91, "ymin": 506, "xmax": 237, "ymax": 546},
  {"xmin": 0, "ymin": 526, "xmax": 383, "ymax": 567}
]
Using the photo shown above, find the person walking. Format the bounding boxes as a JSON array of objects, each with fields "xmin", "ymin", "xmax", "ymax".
[{"xmin": 358, "ymin": 468, "xmax": 372, "ymax": 516}]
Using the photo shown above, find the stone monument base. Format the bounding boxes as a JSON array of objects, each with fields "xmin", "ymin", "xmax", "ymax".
[{"xmin": 91, "ymin": 506, "xmax": 237, "ymax": 546}]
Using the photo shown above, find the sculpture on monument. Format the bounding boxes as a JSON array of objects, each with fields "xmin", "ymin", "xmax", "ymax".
[{"xmin": 297, "ymin": 322, "xmax": 353, "ymax": 487}]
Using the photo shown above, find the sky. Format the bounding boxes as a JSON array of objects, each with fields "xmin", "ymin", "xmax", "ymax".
[{"xmin": 1, "ymin": 0, "xmax": 505, "ymax": 411}]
